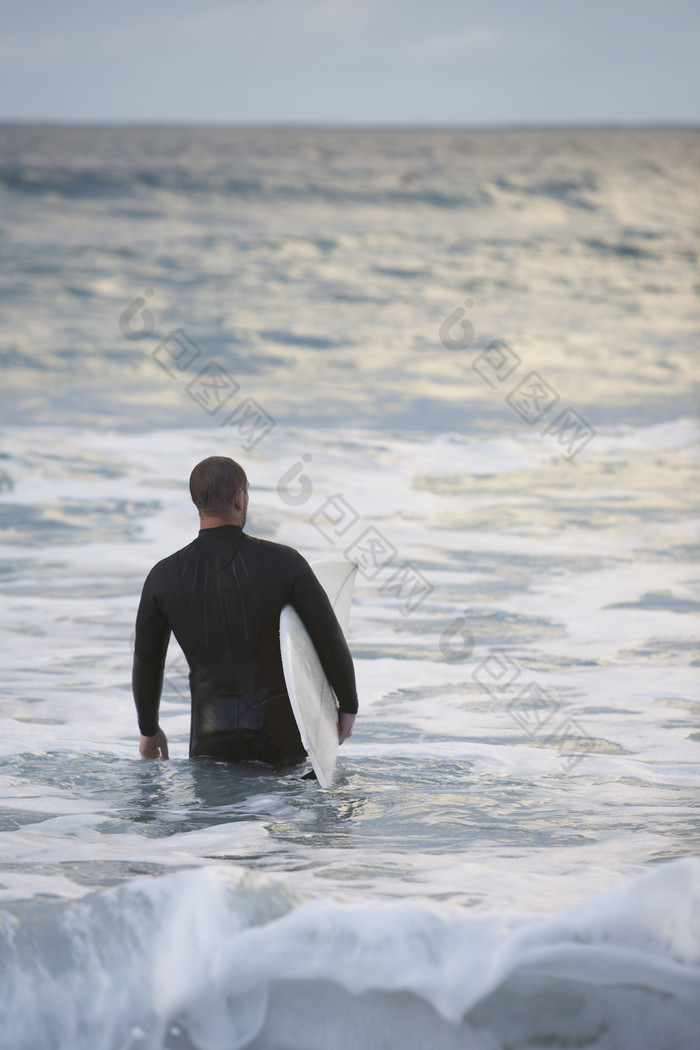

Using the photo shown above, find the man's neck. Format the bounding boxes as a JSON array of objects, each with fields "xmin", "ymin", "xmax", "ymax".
[{"xmin": 198, "ymin": 516, "xmax": 243, "ymax": 530}]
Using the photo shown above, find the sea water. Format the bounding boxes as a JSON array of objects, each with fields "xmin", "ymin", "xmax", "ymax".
[{"xmin": 0, "ymin": 124, "xmax": 699, "ymax": 1049}]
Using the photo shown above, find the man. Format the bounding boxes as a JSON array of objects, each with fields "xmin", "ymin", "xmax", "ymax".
[{"xmin": 132, "ymin": 456, "xmax": 358, "ymax": 768}]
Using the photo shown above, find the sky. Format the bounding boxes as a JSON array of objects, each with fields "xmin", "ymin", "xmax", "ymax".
[{"xmin": 1, "ymin": 0, "xmax": 698, "ymax": 125}]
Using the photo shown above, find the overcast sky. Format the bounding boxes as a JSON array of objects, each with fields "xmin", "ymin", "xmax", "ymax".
[{"xmin": 1, "ymin": 0, "xmax": 698, "ymax": 125}]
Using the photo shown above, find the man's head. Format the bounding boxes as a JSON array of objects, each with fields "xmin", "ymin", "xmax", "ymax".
[{"xmin": 189, "ymin": 457, "xmax": 249, "ymax": 527}]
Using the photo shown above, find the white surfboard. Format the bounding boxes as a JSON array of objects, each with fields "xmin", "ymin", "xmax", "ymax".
[{"xmin": 280, "ymin": 560, "xmax": 357, "ymax": 789}]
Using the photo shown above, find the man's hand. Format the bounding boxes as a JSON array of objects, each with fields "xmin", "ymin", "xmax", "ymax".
[
  {"xmin": 338, "ymin": 712, "xmax": 355, "ymax": 745},
  {"xmin": 139, "ymin": 729, "xmax": 169, "ymax": 760}
]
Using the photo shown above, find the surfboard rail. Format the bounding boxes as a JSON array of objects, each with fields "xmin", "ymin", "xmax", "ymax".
[{"xmin": 280, "ymin": 560, "xmax": 357, "ymax": 788}]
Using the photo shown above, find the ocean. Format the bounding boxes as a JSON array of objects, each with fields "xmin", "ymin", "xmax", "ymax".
[{"xmin": 0, "ymin": 123, "xmax": 699, "ymax": 1049}]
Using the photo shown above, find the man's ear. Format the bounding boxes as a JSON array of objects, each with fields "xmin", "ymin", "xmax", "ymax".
[{"xmin": 234, "ymin": 489, "xmax": 245, "ymax": 510}]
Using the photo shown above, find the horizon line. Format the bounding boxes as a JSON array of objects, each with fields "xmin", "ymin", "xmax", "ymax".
[{"xmin": 0, "ymin": 118, "xmax": 698, "ymax": 132}]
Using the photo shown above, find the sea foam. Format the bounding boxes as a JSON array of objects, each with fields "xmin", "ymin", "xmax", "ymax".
[{"xmin": 1, "ymin": 858, "xmax": 698, "ymax": 1050}]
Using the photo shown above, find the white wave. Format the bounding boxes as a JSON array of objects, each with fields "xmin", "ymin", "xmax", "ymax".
[{"xmin": 1, "ymin": 858, "xmax": 699, "ymax": 1050}]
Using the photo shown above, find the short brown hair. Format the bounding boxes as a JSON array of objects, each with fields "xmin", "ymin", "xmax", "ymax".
[{"xmin": 189, "ymin": 457, "xmax": 248, "ymax": 517}]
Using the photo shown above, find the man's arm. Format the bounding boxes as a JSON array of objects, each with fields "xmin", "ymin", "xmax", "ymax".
[
  {"xmin": 132, "ymin": 570, "xmax": 171, "ymax": 758},
  {"xmin": 291, "ymin": 556, "xmax": 359, "ymax": 739}
]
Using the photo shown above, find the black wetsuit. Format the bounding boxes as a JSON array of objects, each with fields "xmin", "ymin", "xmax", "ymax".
[{"xmin": 132, "ymin": 525, "xmax": 358, "ymax": 767}]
